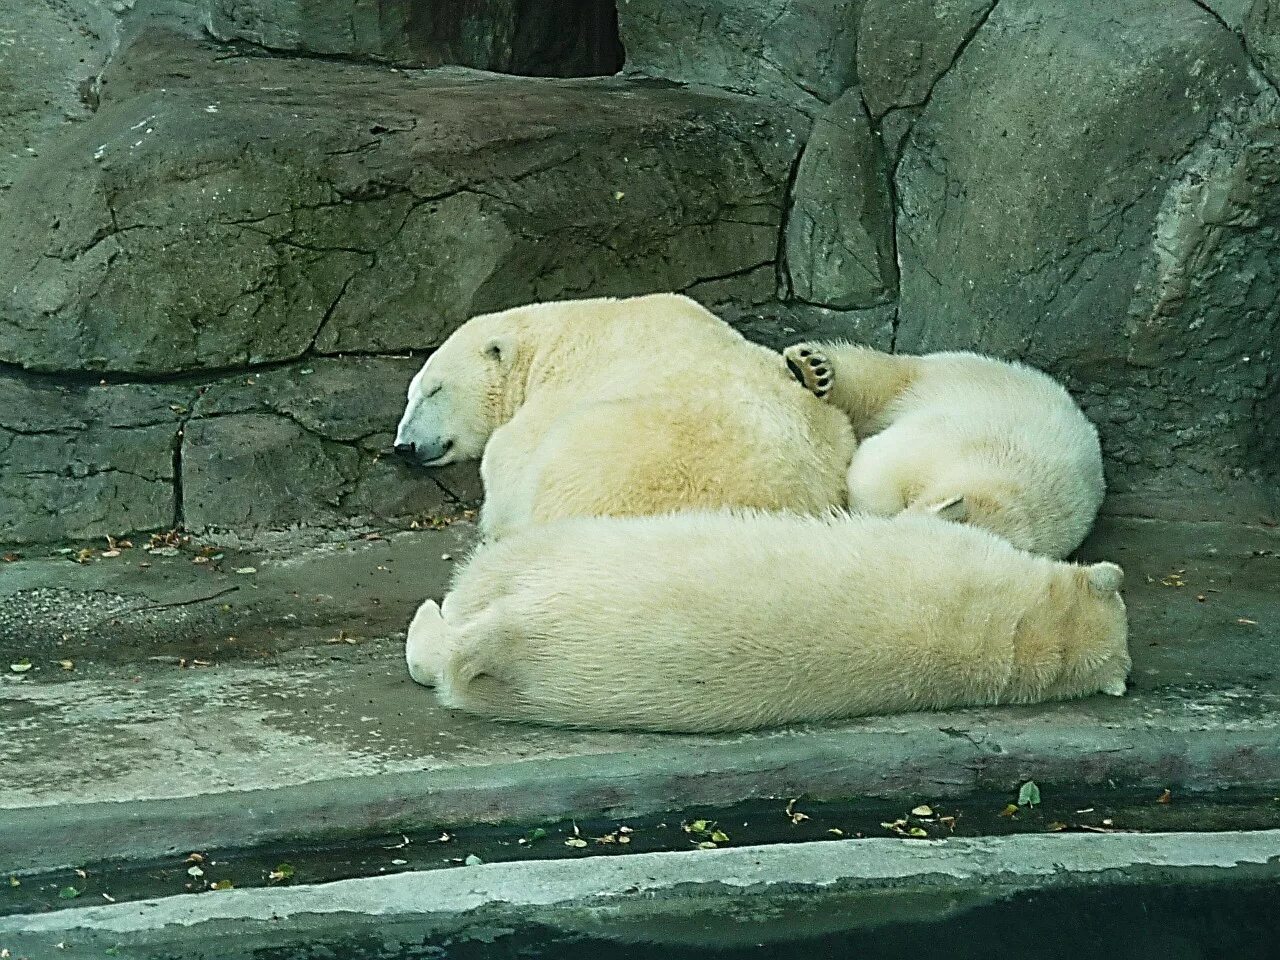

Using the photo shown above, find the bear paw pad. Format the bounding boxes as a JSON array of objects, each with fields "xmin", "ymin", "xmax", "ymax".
[{"xmin": 783, "ymin": 344, "xmax": 834, "ymax": 400}]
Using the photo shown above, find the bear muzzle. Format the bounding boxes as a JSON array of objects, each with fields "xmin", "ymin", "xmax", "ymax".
[{"xmin": 394, "ymin": 438, "xmax": 454, "ymax": 466}]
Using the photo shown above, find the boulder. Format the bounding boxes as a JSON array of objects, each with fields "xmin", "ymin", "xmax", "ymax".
[
  {"xmin": 618, "ymin": 0, "xmax": 861, "ymax": 110},
  {"xmin": 0, "ymin": 32, "xmax": 807, "ymax": 376},
  {"xmin": 894, "ymin": 0, "xmax": 1278, "ymax": 518},
  {"xmin": 856, "ymin": 0, "xmax": 995, "ymax": 119},
  {"xmin": 782, "ymin": 89, "xmax": 895, "ymax": 308},
  {"xmin": 1246, "ymin": 0, "xmax": 1280, "ymax": 87},
  {"xmin": 0, "ymin": 0, "xmax": 117, "ymax": 198}
]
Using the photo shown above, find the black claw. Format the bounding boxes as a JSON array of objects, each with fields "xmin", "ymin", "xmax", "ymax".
[{"xmin": 786, "ymin": 356, "xmax": 807, "ymax": 386}]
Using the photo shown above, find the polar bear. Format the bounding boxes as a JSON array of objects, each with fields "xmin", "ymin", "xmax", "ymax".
[
  {"xmin": 394, "ymin": 294, "xmax": 855, "ymax": 540},
  {"xmin": 782, "ymin": 342, "xmax": 1105, "ymax": 558},
  {"xmin": 405, "ymin": 511, "xmax": 1130, "ymax": 733}
]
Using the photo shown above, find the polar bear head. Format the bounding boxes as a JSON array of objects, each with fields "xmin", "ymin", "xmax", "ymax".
[{"xmin": 394, "ymin": 313, "xmax": 518, "ymax": 467}]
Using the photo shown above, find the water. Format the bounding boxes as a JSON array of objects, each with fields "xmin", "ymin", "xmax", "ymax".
[{"xmin": 246, "ymin": 879, "xmax": 1278, "ymax": 960}]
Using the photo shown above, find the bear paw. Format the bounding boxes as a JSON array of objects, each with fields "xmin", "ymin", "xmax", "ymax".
[
  {"xmin": 406, "ymin": 598, "xmax": 449, "ymax": 688},
  {"xmin": 783, "ymin": 344, "xmax": 834, "ymax": 400}
]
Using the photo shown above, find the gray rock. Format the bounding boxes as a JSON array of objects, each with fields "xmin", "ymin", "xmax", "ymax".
[
  {"xmin": 856, "ymin": 0, "xmax": 995, "ymax": 119},
  {"xmin": 618, "ymin": 0, "xmax": 861, "ymax": 109},
  {"xmin": 719, "ymin": 301, "xmax": 897, "ymax": 352},
  {"xmin": 203, "ymin": 0, "xmax": 622, "ymax": 76},
  {"xmin": 0, "ymin": 373, "xmax": 182, "ymax": 544},
  {"xmin": 183, "ymin": 358, "xmax": 465, "ymax": 532},
  {"xmin": 0, "ymin": 0, "xmax": 117, "ymax": 199},
  {"xmin": 1246, "ymin": 0, "xmax": 1280, "ymax": 87},
  {"xmin": 1204, "ymin": 0, "xmax": 1257, "ymax": 29},
  {"xmin": 895, "ymin": 0, "xmax": 1278, "ymax": 519},
  {"xmin": 783, "ymin": 90, "xmax": 895, "ymax": 309},
  {"xmin": 0, "ymin": 32, "xmax": 807, "ymax": 375}
]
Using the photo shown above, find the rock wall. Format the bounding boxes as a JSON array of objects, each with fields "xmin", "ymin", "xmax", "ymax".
[{"xmin": 2, "ymin": 0, "xmax": 1277, "ymax": 544}]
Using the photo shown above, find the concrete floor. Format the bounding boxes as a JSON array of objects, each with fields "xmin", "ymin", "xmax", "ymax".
[{"xmin": 1, "ymin": 514, "xmax": 1277, "ymax": 872}]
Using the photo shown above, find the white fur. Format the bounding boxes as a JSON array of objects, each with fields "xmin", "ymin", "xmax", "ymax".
[
  {"xmin": 784, "ymin": 344, "xmax": 1105, "ymax": 558},
  {"xmin": 406, "ymin": 511, "xmax": 1130, "ymax": 733},
  {"xmin": 396, "ymin": 294, "xmax": 855, "ymax": 540}
]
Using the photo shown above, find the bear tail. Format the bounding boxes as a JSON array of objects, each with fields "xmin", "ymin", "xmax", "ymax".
[{"xmin": 1086, "ymin": 561, "xmax": 1124, "ymax": 595}]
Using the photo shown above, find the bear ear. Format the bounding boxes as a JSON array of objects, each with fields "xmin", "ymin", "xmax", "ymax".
[
  {"xmin": 929, "ymin": 495, "xmax": 968, "ymax": 522},
  {"xmin": 484, "ymin": 334, "xmax": 515, "ymax": 366},
  {"xmin": 1086, "ymin": 562, "xmax": 1124, "ymax": 595}
]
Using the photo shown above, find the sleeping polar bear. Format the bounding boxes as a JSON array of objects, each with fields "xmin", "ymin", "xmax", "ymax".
[
  {"xmin": 405, "ymin": 511, "xmax": 1130, "ymax": 733},
  {"xmin": 394, "ymin": 294, "xmax": 854, "ymax": 540},
  {"xmin": 783, "ymin": 342, "xmax": 1105, "ymax": 558}
]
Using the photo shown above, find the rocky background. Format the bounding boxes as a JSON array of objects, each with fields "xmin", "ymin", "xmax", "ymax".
[{"xmin": 1, "ymin": 0, "xmax": 1277, "ymax": 545}]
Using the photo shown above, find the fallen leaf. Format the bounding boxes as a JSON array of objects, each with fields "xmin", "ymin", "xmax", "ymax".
[
  {"xmin": 911, "ymin": 805, "xmax": 934, "ymax": 817},
  {"xmin": 1018, "ymin": 781, "xmax": 1041, "ymax": 807},
  {"xmin": 391, "ymin": 859, "xmax": 408, "ymax": 866},
  {"xmin": 58, "ymin": 660, "xmax": 74, "ymax": 670},
  {"xmin": 1, "ymin": 552, "xmax": 19, "ymax": 562},
  {"xmin": 828, "ymin": 828, "xmax": 845, "ymax": 837},
  {"xmin": 618, "ymin": 835, "xmax": 631, "ymax": 844},
  {"xmin": 102, "ymin": 549, "xmax": 121, "ymax": 558},
  {"xmin": 1157, "ymin": 789, "xmax": 1172, "ymax": 805},
  {"xmin": 697, "ymin": 841, "xmax": 717, "ymax": 850},
  {"xmin": 464, "ymin": 854, "xmax": 483, "ymax": 866},
  {"xmin": 8, "ymin": 661, "xmax": 32, "ymax": 673},
  {"xmin": 710, "ymin": 830, "xmax": 730, "ymax": 843},
  {"xmin": 185, "ymin": 853, "xmax": 205, "ymax": 863},
  {"xmin": 1046, "ymin": 821, "xmax": 1068, "ymax": 832},
  {"xmin": 187, "ymin": 866, "xmax": 204, "ymax": 877},
  {"xmin": 785, "ymin": 798, "xmax": 810, "ymax": 824},
  {"xmin": 1102, "ymin": 818, "xmax": 1115, "ymax": 827},
  {"xmin": 234, "ymin": 566, "xmax": 257, "ymax": 575},
  {"xmin": 75, "ymin": 869, "xmax": 87, "ymax": 879},
  {"xmin": 75, "ymin": 548, "xmax": 95, "ymax": 564},
  {"xmin": 209, "ymin": 880, "xmax": 233, "ymax": 890},
  {"xmin": 564, "ymin": 837, "xmax": 587, "ymax": 848},
  {"xmin": 58, "ymin": 886, "xmax": 81, "ymax": 900},
  {"xmin": 999, "ymin": 804, "xmax": 1020, "ymax": 818},
  {"xmin": 908, "ymin": 827, "xmax": 929, "ymax": 838},
  {"xmin": 686, "ymin": 819, "xmax": 711, "ymax": 834},
  {"xmin": 518, "ymin": 828, "xmax": 546, "ymax": 846},
  {"xmin": 7, "ymin": 876, "xmax": 18, "ymax": 888},
  {"xmin": 268, "ymin": 863, "xmax": 295, "ymax": 882}
]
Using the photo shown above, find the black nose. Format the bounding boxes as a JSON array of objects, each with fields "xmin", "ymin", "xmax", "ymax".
[{"xmin": 394, "ymin": 442, "xmax": 416, "ymax": 458}]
